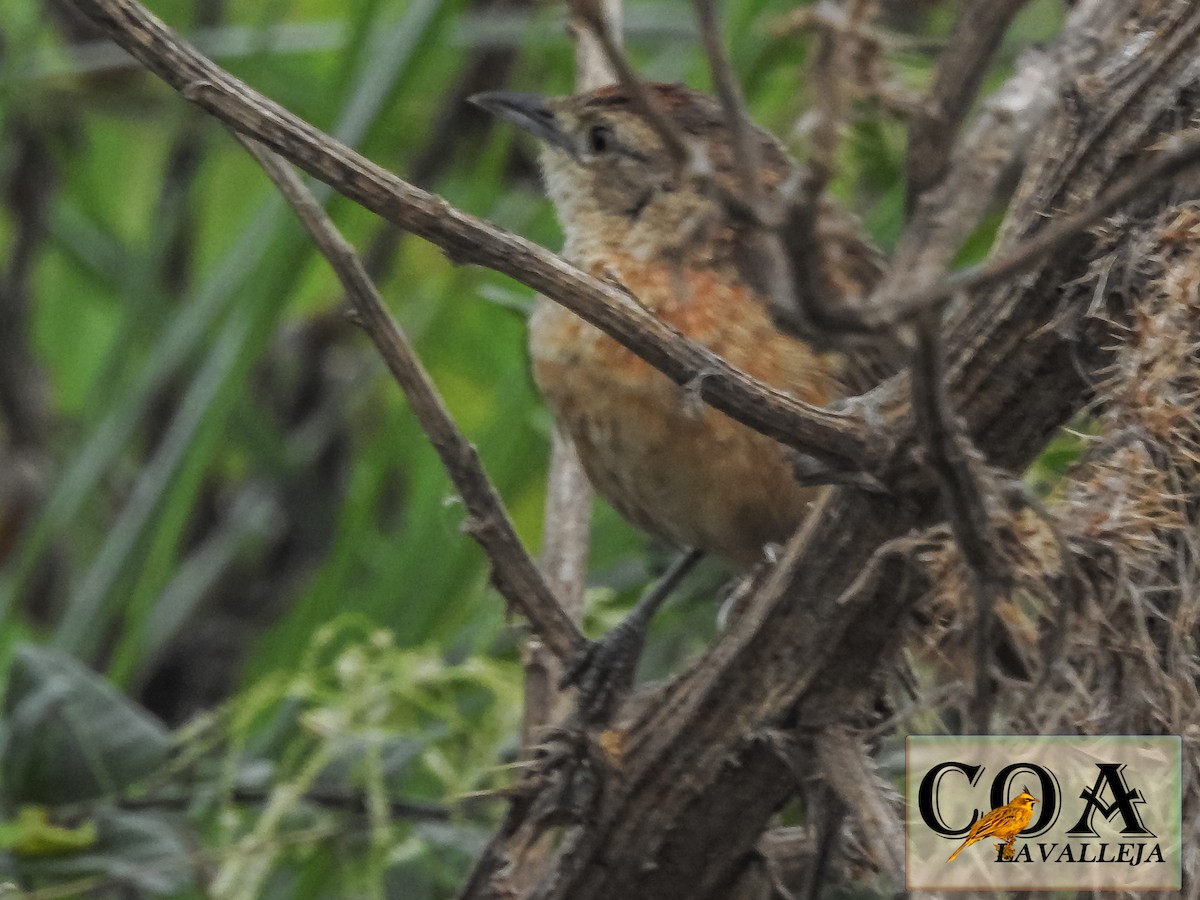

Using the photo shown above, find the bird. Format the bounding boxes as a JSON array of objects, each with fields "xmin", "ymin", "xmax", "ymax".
[
  {"xmin": 472, "ymin": 83, "xmax": 883, "ymax": 570},
  {"xmin": 946, "ymin": 790, "xmax": 1038, "ymax": 862}
]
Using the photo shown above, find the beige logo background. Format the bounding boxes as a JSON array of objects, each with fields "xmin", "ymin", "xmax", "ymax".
[{"xmin": 906, "ymin": 735, "xmax": 1181, "ymax": 890}]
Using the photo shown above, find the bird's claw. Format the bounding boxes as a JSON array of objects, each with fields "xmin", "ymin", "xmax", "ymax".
[{"xmin": 560, "ymin": 614, "xmax": 648, "ymax": 728}]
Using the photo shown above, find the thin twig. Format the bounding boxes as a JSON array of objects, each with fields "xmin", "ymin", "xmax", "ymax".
[
  {"xmin": 806, "ymin": 130, "xmax": 1200, "ymax": 336},
  {"xmin": 569, "ymin": 0, "xmax": 691, "ymax": 168},
  {"xmin": 910, "ymin": 308, "xmax": 1006, "ymax": 733},
  {"xmin": 904, "ymin": 0, "xmax": 1029, "ymax": 211},
  {"xmin": 884, "ymin": 0, "xmax": 1128, "ymax": 292},
  {"xmin": 767, "ymin": 0, "xmax": 874, "ymax": 344},
  {"xmin": 802, "ymin": 0, "xmax": 863, "ymax": 190},
  {"xmin": 520, "ymin": 0, "xmax": 615, "ymax": 751},
  {"xmin": 880, "ymin": 131, "xmax": 1200, "ymax": 319},
  {"xmin": 234, "ymin": 134, "xmax": 586, "ymax": 663},
  {"xmin": 693, "ymin": 0, "xmax": 762, "ymax": 216},
  {"xmin": 895, "ymin": 1, "xmax": 1028, "ymax": 732},
  {"xmin": 523, "ymin": 429, "xmax": 592, "ymax": 736}
]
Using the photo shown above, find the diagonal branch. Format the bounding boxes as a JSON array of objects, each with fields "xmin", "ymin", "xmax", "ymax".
[
  {"xmin": 877, "ymin": 131, "xmax": 1200, "ymax": 316},
  {"xmin": 568, "ymin": 0, "xmax": 692, "ymax": 168},
  {"xmin": 904, "ymin": 0, "xmax": 1030, "ymax": 211},
  {"xmin": 234, "ymin": 134, "xmax": 586, "ymax": 663},
  {"xmin": 64, "ymin": 0, "xmax": 878, "ymax": 473},
  {"xmin": 693, "ymin": 0, "xmax": 763, "ymax": 216},
  {"xmin": 887, "ymin": 0, "xmax": 1123, "ymax": 293}
]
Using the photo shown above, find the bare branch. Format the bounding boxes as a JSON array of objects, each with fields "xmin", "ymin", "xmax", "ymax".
[
  {"xmin": 767, "ymin": 0, "xmax": 880, "ymax": 347},
  {"xmin": 816, "ymin": 727, "xmax": 904, "ymax": 878},
  {"xmin": 792, "ymin": 129, "xmax": 1200, "ymax": 337},
  {"xmin": 569, "ymin": 0, "xmax": 692, "ymax": 168},
  {"xmin": 800, "ymin": 0, "xmax": 876, "ymax": 188},
  {"xmin": 522, "ymin": 0, "xmax": 615, "ymax": 747},
  {"xmin": 901, "ymin": 0, "xmax": 1027, "ymax": 722},
  {"xmin": 888, "ymin": 0, "xmax": 1132, "ymax": 287},
  {"xmin": 693, "ymin": 0, "xmax": 762, "ymax": 215},
  {"xmin": 522, "ymin": 429, "xmax": 592, "ymax": 734},
  {"xmin": 880, "ymin": 131, "xmax": 1200, "ymax": 317},
  {"xmin": 904, "ymin": 0, "xmax": 1029, "ymax": 210},
  {"xmin": 62, "ymin": 0, "xmax": 878, "ymax": 472},
  {"xmin": 910, "ymin": 308, "xmax": 1006, "ymax": 733},
  {"xmin": 234, "ymin": 135, "xmax": 586, "ymax": 663}
]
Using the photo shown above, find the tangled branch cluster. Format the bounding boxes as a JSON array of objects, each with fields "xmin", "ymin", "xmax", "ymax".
[{"xmin": 917, "ymin": 201, "xmax": 1200, "ymax": 762}]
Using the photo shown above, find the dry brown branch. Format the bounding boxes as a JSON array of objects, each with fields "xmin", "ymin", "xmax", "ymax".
[
  {"xmin": 800, "ymin": 1, "xmax": 874, "ymax": 189},
  {"xmin": 877, "ymin": 131, "xmax": 1200, "ymax": 317},
  {"xmin": 762, "ymin": 2, "xmax": 888, "ymax": 348},
  {"xmin": 904, "ymin": 0, "xmax": 1029, "ymax": 210},
  {"xmin": 64, "ymin": 0, "xmax": 879, "ymax": 474},
  {"xmin": 887, "ymin": 5, "xmax": 1029, "ymax": 728},
  {"xmin": 910, "ymin": 308, "xmax": 1006, "ymax": 732},
  {"xmin": 887, "ymin": 0, "xmax": 1123, "ymax": 292},
  {"xmin": 692, "ymin": 0, "xmax": 868, "ymax": 366},
  {"xmin": 536, "ymin": 434, "xmax": 591, "ymax": 624},
  {"xmin": 816, "ymin": 727, "xmax": 904, "ymax": 878},
  {"xmin": 693, "ymin": 0, "xmax": 763, "ymax": 216},
  {"xmin": 789, "ymin": 129, "xmax": 1200, "ymax": 341},
  {"xmin": 232, "ymin": 134, "xmax": 586, "ymax": 663},
  {"xmin": 522, "ymin": 428, "xmax": 592, "ymax": 735}
]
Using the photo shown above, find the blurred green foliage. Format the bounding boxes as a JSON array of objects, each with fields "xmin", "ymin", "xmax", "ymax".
[{"xmin": 0, "ymin": 0, "xmax": 1067, "ymax": 894}]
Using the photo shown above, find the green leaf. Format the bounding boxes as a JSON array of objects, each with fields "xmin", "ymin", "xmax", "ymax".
[
  {"xmin": 11, "ymin": 806, "xmax": 194, "ymax": 897},
  {"xmin": 0, "ymin": 644, "xmax": 170, "ymax": 804},
  {"xmin": 0, "ymin": 806, "xmax": 98, "ymax": 857}
]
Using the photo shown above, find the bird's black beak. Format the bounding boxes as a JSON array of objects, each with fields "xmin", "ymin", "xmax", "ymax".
[{"xmin": 469, "ymin": 91, "xmax": 579, "ymax": 160}]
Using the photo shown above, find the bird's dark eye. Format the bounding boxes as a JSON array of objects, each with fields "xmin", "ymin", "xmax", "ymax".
[{"xmin": 588, "ymin": 124, "xmax": 613, "ymax": 154}]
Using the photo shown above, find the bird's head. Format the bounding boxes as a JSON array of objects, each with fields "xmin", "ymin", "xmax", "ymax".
[
  {"xmin": 471, "ymin": 83, "xmax": 792, "ymax": 263},
  {"xmin": 1013, "ymin": 790, "xmax": 1039, "ymax": 809}
]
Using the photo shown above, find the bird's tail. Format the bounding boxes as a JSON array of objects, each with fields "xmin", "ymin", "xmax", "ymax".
[{"xmin": 946, "ymin": 840, "xmax": 971, "ymax": 863}]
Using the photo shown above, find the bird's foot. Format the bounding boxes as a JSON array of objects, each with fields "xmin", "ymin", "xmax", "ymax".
[
  {"xmin": 716, "ymin": 553, "xmax": 775, "ymax": 630},
  {"xmin": 559, "ymin": 612, "xmax": 648, "ymax": 729},
  {"xmin": 561, "ymin": 549, "xmax": 705, "ymax": 728},
  {"xmin": 991, "ymin": 834, "xmax": 1020, "ymax": 861},
  {"xmin": 995, "ymin": 840, "xmax": 1019, "ymax": 861}
]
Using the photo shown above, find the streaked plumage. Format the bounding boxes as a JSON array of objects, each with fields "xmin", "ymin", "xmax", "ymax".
[{"xmin": 946, "ymin": 791, "xmax": 1038, "ymax": 862}]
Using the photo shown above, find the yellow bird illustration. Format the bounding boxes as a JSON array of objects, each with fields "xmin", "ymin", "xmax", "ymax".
[{"xmin": 946, "ymin": 789, "xmax": 1038, "ymax": 862}]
